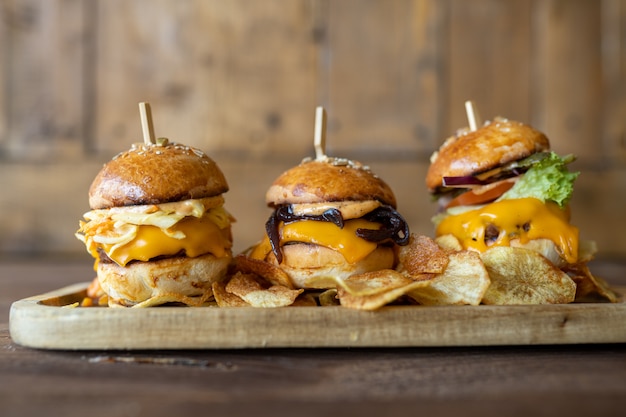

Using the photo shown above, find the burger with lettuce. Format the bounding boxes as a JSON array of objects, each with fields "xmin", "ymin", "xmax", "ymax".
[{"xmin": 427, "ymin": 117, "xmax": 584, "ymax": 270}]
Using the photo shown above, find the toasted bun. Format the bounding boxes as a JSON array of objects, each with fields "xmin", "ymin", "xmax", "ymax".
[
  {"xmin": 266, "ymin": 159, "xmax": 397, "ymax": 208},
  {"xmin": 97, "ymin": 253, "xmax": 231, "ymax": 307},
  {"xmin": 264, "ymin": 244, "xmax": 395, "ymax": 289},
  {"xmin": 426, "ymin": 118, "xmax": 550, "ymax": 192},
  {"xmin": 89, "ymin": 142, "xmax": 229, "ymax": 209}
]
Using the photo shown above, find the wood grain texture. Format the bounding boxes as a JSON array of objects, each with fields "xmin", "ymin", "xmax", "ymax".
[
  {"xmin": 2, "ymin": 321, "xmax": 626, "ymax": 417},
  {"xmin": 447, "ymin": 0, "xmax": 532, "ymax": 130},
  {"xmin": 2, "ymin": 261, "xmax": 626, "ymax": 416},
  {"xmin": 9, "ymin": 282, "xmax": 626, "ymax": 350},
  {"xmin": 94, "ymin": 0, "xmax": 319, "ymax": 158},
  {"xmin": 532, "ymin": 0, "xmax": 603, "ymax": 163},
  {"xmin": 602, "ymin": 0, "xmax": 626, "ymax": 164},
  {"xmin": 1, "ymin": 0, "xmax": 88, "ymax": 160},
  {"xmin": 0, "ymin": 160, "xmax": 101, "ymax": 254},
  {"xmin": 324, "ymin": 0, "xmax": 445, "ymax": 156},
  {"xmin": 0, "ymin": 3, "xmax": 7, "ymax": 148},
  {"xmin": 0, "ymin": 0, "xmax": 625, "ymax": 259}
]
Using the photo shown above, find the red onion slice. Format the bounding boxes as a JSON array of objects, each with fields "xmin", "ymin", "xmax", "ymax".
[{"xmin": 442, "ymin": 175, "xmax": 487, "ymax": 187}]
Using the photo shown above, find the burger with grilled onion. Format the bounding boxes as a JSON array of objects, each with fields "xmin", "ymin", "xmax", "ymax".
[
  {"xmin": 76, "ymin": 138, "xmax": 234, "ymax": 307},
  {"xmin": 248, "ymin": 156, "xmax": 410, "ymax": 289}
]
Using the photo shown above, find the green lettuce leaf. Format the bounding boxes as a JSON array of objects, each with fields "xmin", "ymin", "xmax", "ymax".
[{"xmin": 498, "ymin": 152, "xmax": 579, "ymax": 207}]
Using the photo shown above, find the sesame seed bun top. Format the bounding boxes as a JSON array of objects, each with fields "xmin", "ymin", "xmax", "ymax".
[
  {"xmin": 265, "ymin": 158, "xmax": 397, "ymax": 208},
  {"xmin": 89, "ymin": 141, "xmax": 228, "ymax": 209},
  {"xmin": 426, "ymin": 117, "xmax": 550, "ymax": 192}
]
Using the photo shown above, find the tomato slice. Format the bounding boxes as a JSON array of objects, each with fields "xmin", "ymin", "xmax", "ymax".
[{"xmin": 445, "ymin": 179, "xmax": 515, "ymax": 208}]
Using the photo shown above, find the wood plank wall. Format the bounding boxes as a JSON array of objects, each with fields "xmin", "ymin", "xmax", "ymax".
[{"xmin": 1, "ymin": 0, "xmax": 625, "ymax": 260}]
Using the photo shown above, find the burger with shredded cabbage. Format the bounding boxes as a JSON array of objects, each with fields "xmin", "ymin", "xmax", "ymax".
[
  {"xmin": 248, "ymin": 155, "xmax": 410, "ymax": 289},
  {"xmin": 76, "ymin": 138, "xmax": 234, "ymax": 307}
]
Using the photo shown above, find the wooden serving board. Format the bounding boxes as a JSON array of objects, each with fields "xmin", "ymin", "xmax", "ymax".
[{"xmin": 9, "ymin": 283, "xmax": 626, "ymax": 350}]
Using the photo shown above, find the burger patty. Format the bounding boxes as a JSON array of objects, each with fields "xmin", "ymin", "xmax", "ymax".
[{"xmin": 96, "ymin": 247, "xmax": 188, "ymax": 265}]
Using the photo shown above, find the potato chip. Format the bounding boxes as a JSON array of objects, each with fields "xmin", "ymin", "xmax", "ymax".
[
  {"xmin": 86, "ymin": 276, "xmax": 105, "ymax": 299},
  {"xmin": 225, "ymin": 272, "xmax": 303, "ymax": 308},
  {"xmin": 563, "ymin": 263, "xmax": 620, "ymax": 303},
  {"xmin": 233, "ymin": 254, "xmax": 294, "ymax": 289},
  {"xmin": 407, "ymin": 250, "xmax": 490, "ymax": 306},
  {"xmin": 397, "ymin": 234, "xmax": 450, "ymax": 276},
  {"xmin": 80, "ymin": 277, "xmax": 109, "ymax": 307},
  {"xmin": 304, "ymin": 275, "xmax": 344, "ymax": 290},
  {"xmin": 95, "ymin": 295, "xmax": 106, "ymax": 306},
  {"xmin": 338, "ymin": 269, "xmax": 416, "ymax": 296},
  {"xmin": 434, "ymin": 234, "xmax": 463, "ymax": 251},
  {"xmin": 338, "ymin": 270, "xmax": 430, "ymax": 310},
  {"xmin": 481, "ymin": 246, "xmax": 576, "ymax": 305},
  {"xmin": 510, "ymin": 238, "xmax": 566, "ymax": 268},
  {"xmin": 212, "ymin": 281, "xmax": 250, "ymax": 307},
  {"xmin": 290, "ymin": 292, "xmax": 318, "ymax": 307},
  {"xmin": 132, "ymin": 292, "xmax": 213, "ymax": 308},
  {"xmin": 318, "ymin": 289, "xmax": 340, "ymax": 306},
  {"xmin": 577, "ymin": 240, "xmax": 598, "ymax": 264}
]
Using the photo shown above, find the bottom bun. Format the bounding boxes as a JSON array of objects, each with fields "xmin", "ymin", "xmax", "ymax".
[
  {"xmin": 98, "ymin": 253, "xmax": 231, "ymax": 307},
  {"xmin": 266, "ymin": 244, "xmax": 395, "ymax": 289}
]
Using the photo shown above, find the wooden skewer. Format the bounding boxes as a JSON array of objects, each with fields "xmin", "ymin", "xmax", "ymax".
[
  {"xmin": 139, "ymin": 102, "xmax": 156, "ymax": 145},
  {"xmin": 314, "ymin": 106, "xmax": 327, "ymax": 160},
  {"xmin": 464, "ymin": 100, "xmax": 482, "ymax": 131}
]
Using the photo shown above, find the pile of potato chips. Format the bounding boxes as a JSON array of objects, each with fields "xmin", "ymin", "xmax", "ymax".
[
  {"xmin": 217, "ymin": 234, "xmax": 619, "ymax": 310},
  {"xmin": 77, "ymin": 233, "xmax": 619, "ymax": 309}
]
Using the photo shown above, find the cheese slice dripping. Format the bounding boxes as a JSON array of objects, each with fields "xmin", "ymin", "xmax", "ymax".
[
  {"xmin": 436, "ymin": 197, "xmax": 578, "ymax": 264},
  {"xmin": 250, "ymin": 218, "xmax": 381, "ymax": 264},
  {"xmin": 100, "ymin": 215, "xmax": 231, "ymax": 266},
  {"xmin": 76, "ymin": 198, "xmax": 234, "ymax": 266}
]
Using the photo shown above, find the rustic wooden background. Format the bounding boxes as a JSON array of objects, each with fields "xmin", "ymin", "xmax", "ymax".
[{"xmin": 1, "ymin": 0, "xmax": 624, "ymax": 260}]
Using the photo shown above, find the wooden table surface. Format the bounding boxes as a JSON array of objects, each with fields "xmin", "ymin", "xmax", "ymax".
[{"xmin": 1, "ymin": 258, "xmax": 626, "ymax": 417}]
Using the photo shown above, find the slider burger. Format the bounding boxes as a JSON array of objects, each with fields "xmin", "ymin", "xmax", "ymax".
[
  {"xmin": 426, "ymin": 117, "xmax": 581, "ymax": 269},
  {"xmin": 249, "ymin": 156, "xmax": 410, "ymax": 289},
  {"xmin": 76, "ymin": 138, "xmax": 234, "ymax": 307}
]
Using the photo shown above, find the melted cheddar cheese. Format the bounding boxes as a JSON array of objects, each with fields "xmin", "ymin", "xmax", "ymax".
[
  {"xmin": 436, "ymin": 197, "xmax": 579, "ymax": 263},
  {"xmin": 99, "ymin": 215, "xmax": 231, "ymax": 266},
  {"xmin": 250, "ymin": 218, "xmax": 381, "ymax": 264},
  {"xmin": 76, "ymin": 199, "xmax": 233, "ymax": 267}
]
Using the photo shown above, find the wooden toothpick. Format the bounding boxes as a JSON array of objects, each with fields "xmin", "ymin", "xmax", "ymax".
[
  {"xmin": 314, "ymin": 106, "xmax": 327, "ymax": 160},
  {"xmin": 464, "ymin": 100, "xmax": 482, "ymax": 131},
  {"xmin": 139, "ymin": 102, "xmax": 156, "ymax": 145}
]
